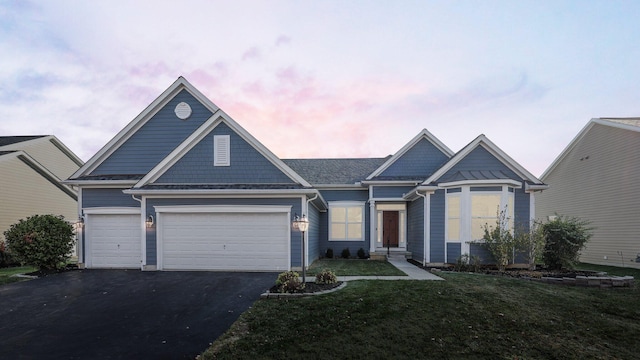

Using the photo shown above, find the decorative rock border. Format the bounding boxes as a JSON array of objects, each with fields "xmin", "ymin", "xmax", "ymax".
[
  {"xmin": 260, "ymin": 282, "xmax": 347, "ymax": 299},
  {"xmin": 530, "ymin": 275, "xmax": 634, "ymax": 288}
]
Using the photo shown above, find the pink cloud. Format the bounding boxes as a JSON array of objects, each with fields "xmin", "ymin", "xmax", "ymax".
[
  {"xmin": 241, "ymin": 47, "xmax": 261, "ymax": 61},
  {"xmin": 275, "ymin": 35, "xmax": 291, "ymax": 46}
]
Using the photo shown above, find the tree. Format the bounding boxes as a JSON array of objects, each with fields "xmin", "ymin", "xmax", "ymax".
[
  {"xmin": 541, "ymin": 215, "xmax": 592, "ymax": 270},
  {"xmin": 4, "ymin": 214, "xmax": 75, "ymax": 271}
]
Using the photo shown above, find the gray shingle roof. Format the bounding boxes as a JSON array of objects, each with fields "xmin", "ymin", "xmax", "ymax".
[
  {"xmin": 139, "ymin": 184, "xmax": 305, "ymax": 190},
  {"xmin": 0, "ymin": 150, "xmax": 18, "ymax": 156},
  {"xmin": 439, "ymin": 170, "xmax": 514, "ymax": 183},
  {"xmin": 283, "ymin": 157, "xmax": 389, "ymax": 185},
  {"xmin": 70, "ymin": 174, "xmax": 145, "ymax": 181},
  {"xmin": 0, "ymin": 136, "xmax": 47, "ymax": 147}
]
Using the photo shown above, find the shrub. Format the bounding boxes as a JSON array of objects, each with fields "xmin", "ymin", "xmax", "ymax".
[
  {"xmin": 275, "ymin": 271, "xmax": 304, "ymax": 293},
  {"xmin": 0, "ymin": 241, "xmax": 20, "ymax": 268},
  {"xmin": 514, "ymin": 221, "xmax": 546, "ymax": 271},
  {"xmin": 541, "ymin": 215, "xmax": 592, "ymax": 270},
  {"xmin": 325, "ymin": 248, "xmax": 334, "ymax": 259},
  {"xmin": 3, "ymin": 214, "xmax": 75, "ymax": 271},
  {"xmin": 341, "ymin": 248, "xmax": 351, "ymax": 259},
  {"xmin": 480, "ymin": 207, "xmax": 515, "ymax": 271},
  {"xmin": 454, "ymin": 253, "xmax": 480, "ymax": 272},
  {"xmin": 315, "ymin": 269, "xmax": 338, "ymax": 285},
  {"xmin": 357, "ymin": 248, "xmax": 367, "ymax": 259}
]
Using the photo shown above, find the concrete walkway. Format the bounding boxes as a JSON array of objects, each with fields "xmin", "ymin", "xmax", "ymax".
[{"xmin": 328, "ymin": 255, "xmax": 443, "ymax": 282}]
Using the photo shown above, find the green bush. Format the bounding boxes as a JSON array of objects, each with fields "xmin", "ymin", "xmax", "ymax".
[
  {"xmin": 481, "ymin": 207, "xmax": 515, "ymax": 271},
  {"xmin": 514, "ymin": 221, "xmax": 546, "ymax": 271},
  {"xmin": 275, "ymin": 271, "xmax": 304, "ymax": 293},
  {"xmin": 341, "ymin": 248, "xmax": 351, "ymax": 259},
  {"xmin": 454, "ymin": 253, "xmax": 481, "ymax": 272},
  {"xmin": 542, "ymin": 215, "xmax": 592, "ymax": 270},
  {"xmin": 325, "ymin": 248, "xmax": 334, "ymax": 259},
  {"xmin": 3, "ymin": 214, "xmax": 75, "ymax": 271},
  {"xmin": 0, "ymin": 241, "xmax": 20, "ymax": 268},
  {"xmin": 315, "ymin": 269, "xmax": 338, "ymax": 285},
  {"xmin": 357, "ymin": 248, "xmax": 367, "ymax": 259}
]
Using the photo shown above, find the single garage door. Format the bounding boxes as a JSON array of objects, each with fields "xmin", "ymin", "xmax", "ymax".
[
  {"xmin": 159, "ymin": 211, "xmax": 289, "ymax": 271},
  {"xmin": 87, "ymin": 213, "xmax": 141, "ymax": 268}
]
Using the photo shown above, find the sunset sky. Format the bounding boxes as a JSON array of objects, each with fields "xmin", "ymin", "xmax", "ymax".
[{"xmin": 1, "ymin": 0, "xmax": 639, "ymax": 177}]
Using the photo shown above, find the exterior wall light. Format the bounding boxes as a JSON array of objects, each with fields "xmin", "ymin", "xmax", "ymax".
[{"xmin": 146, "ymin": 215, "xmax": 155, "ymax": 228}]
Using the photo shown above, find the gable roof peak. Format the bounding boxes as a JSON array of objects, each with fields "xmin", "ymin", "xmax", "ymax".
[
  {"xmin": 424, "ymin": 133, "xmax": 543, "ymax": 186},
  {"xmin": 366, "ymin": 128, "xmax": 454, "ymax": 180}
]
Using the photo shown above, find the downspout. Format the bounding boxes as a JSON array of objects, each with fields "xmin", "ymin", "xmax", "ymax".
[
  {"xmin": 131, "ymin": 195, "xmax": 144, "ymax": 271},
  {"xmin": 416, "ymin": 191, "xmax": 429, "ymax": 267}
]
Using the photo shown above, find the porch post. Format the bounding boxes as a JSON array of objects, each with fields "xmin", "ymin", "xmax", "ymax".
[{"xmin": 369, "ymin": 200, "xmax": 376, "ymax": 254}]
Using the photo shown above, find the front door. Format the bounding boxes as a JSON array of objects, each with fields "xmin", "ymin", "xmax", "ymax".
[{"xmin": 383, "ymin": 211, "xmax": 399, "ymax": 248}]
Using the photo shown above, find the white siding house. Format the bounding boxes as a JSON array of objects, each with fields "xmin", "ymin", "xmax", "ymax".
[
  {"xmin": 0, "ymin": 136, "xmax": 82, "ymax": 243},
  {"xmin": 536, "ymin": 118, "xmax": 640, "ymax": 269}
]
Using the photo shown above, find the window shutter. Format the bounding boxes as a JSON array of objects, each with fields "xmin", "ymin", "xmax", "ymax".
[{"xmin": 214, "ymin": 135, "xmax": 230, "ymax": 166}]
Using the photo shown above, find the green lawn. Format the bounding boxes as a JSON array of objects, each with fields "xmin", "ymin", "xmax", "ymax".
[
  {"xmin": 307, "ymin": 258, "xmax": 406, "ymax": 276},
  {"xmin": 575, "ymin": 262, "xmax": 640, "ymax": 277},
  {"xmin": 0, "ymin": 266, "xmax": 36, "ymax": 285},
  {"xmin": 202, "ymin": 266, "xmax": 640, "ymax": 359}
]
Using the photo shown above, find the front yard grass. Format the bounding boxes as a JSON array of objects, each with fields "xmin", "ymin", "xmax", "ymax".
[
  {"xmin": 0, "ymin": 266, "xmax": 36, "ymax": 285},
  {"xmin": 307, "ymin": 258, "xmax": 406, "ymax": 276},
  {"xmin": 202, "ymin": 267, "xmax": 640, "ymax": 359}
]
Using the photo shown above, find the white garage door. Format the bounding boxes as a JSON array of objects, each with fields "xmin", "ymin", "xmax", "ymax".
[
  {"xmin": 87, "ymin": 214, "xmax": 141, "ymax": 268},
  {"xmin": 159, "ymin": 211, "xmax": 289, "ymax": 271}
]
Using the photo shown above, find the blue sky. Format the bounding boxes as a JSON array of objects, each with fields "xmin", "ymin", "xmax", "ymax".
[{"xmin": 1, "ymin": 0, "xmax": 639, "ymax": 177}]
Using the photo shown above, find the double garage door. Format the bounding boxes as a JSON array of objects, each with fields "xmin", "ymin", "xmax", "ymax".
[{"xmin": 86, "ymin": 207, "xmax": 290, "ymax": 271}]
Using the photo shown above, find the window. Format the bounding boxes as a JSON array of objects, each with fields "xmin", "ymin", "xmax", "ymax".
[
  {"xmin": 445, "ymin": 186, "xmax": 515, "ymax": 246},
  {"xmin": 329, "ymin": 202, "xmax": 364, "ymax": 241},
  {"xmin": 447, "ymin": 194, "xmax": 461, "ymax": 241},
  {"xmin": 214, "ymin": 135, "xmax": 230, "ymax": 166}
]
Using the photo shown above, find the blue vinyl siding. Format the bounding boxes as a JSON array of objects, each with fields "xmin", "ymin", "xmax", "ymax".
[
  {"xmin": 470, "ymin": 243, "xmax": 494, "ymax": 263},
  {"xmin": 430, "ymin": 190, "xmax": 446, "ymax": 263},
  {"xmin": 156, "ymin": 122, "xmax": 295, "ymax": 184},
  {"xmin": 514, "ymin": 188, "xmax": 530, "ymax": 231},
  {"xmin": 380, "ymin": 138, "xmax": 450, "ymax": 178},
  {"xmin": 447, "ymin": 242, "xmax": 461, "ymax": 263},
  {"xmin": 439, "ymin": 146, "xmax": 520, "ymax": 181},
  {"xmin": 372, "ymin": 186, "xmax": 415, "ymax": 199},
  {"xmin": 407, "ymin": 197, "xmax": 424, "ymax": 263},
  {"xmin": 92, "ymin": 90, "xmax": 213, "ymax": 175},
  {"xmin": 317, "ymin": 189, "xmax": 370, "ymax": 257},
  {"xmin": 144, "ymin": 197, "xmax": 300, "ymax": 266},
  {"xmin": 307, "ymin": 203, "xmax": 321, "ymax": 264},
  {"xmin": 82, "ymin": 188, "xmax": 140, "ymax": 208}
]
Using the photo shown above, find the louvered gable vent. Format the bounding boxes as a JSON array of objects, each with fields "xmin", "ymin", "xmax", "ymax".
[{"xmin": 214, "ymin": 135, "xmax": 230, "ymax": 166}]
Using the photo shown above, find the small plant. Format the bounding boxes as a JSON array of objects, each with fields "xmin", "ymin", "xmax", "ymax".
[
  {"xmin": 454, "ymin": 253, "xmax": 481, "ymax": 272},
  {"xmin": 515, "ymin": 221, "xmax": 546, "ymax": 271},
  {"xmin": 357, "ymin": 248, "xmax": 367, "ymax": 259},
  {"xmin": 4, "ymin": 214, "xmax": 75, "ymax": 271},
  {"xmin": 315, "ymin": 269, "xmax": 338, "ymax": 285},
  {"xmin": 275, "ymin": 271, "xmax": 304, "ymax": 293},
  {"xmin": 341, "ymin": 248, "xmax": 351, "ymax": 259},
  {"xmin": 325, "ymin": 248, "xmax": 334, "ymax": 259},
  {"xmin": 541, "ymin": 215, "xmax": 593, "ymax": 270},
  {"xmin": 481, "ymin": 207, "xmax": 515, "ymax": 271}
]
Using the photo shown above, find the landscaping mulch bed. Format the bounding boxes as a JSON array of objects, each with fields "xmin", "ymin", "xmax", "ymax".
[
  {"xmin": 25, "ymin": 263, "xmax": 80, "ymax": 277},
  {"xmin": 269, "ymin": 281, "xmax": 343, "ymax": 294}
]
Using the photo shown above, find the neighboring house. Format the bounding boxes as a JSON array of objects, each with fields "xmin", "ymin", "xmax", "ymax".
[
  {"xmin": 65, "ymin": 77, "xmax": 546, "ymax": 271},
  {"xmin": 0, "ymin": 136, "xmax": 83, "ymax": 243},
  {"xmin": 537, "ymin": 118, "xmax": 640, "ymax": 269}
]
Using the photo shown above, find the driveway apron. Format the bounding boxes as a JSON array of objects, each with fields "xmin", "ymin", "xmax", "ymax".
[{"xmin": 0, "ymin": 270, "xmax": 277, "ymax": 360}]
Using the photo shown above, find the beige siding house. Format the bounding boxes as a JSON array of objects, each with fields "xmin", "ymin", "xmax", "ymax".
[
  {"xmin": 0, "ymin": 136, "xmax": 83, "ymax": 243},
  {"xmin": 536, "ymin": 118, "xmax": 640, "ymax": 269}
]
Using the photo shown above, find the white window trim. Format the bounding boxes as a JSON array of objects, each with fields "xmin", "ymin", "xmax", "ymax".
[
  {"xmin": 214, "ymin": 135, "xmax": 230, "ymax": 166},
  {"xmin": 444, "ymin": 186, "xmax": 515, "ymax": 256},
  {"xmin": 329, "ymin": 201, "xmax": 365, "ymax": 242}
]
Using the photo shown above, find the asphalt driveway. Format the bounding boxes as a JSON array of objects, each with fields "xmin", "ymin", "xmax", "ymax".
[{"xmin": 0, "ymin": 269, "xmax": 277, "ymax": 359}]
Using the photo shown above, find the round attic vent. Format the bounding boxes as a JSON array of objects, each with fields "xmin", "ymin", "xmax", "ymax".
[{"xmin": 175, "ymin": 102, "xmax": 192, "ymax": 120}]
